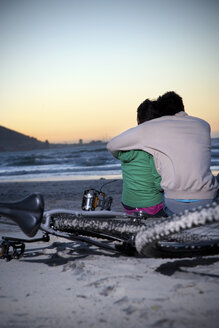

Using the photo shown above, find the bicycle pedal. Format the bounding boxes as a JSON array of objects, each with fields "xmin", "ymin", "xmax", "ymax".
[{"xmin": 0, "ymin": 239, "xmax": 25, "ymax": 261}]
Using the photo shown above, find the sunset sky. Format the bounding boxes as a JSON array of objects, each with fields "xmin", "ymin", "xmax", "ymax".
[{"xmin": 1, "ymin": 0, "xmax": 219, "ymax": 143}]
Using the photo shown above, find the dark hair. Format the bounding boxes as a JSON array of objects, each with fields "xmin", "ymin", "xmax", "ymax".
[
  {"xmin": 157, "ymin": 91, "xmax": 184, "ymax": 115},
  {"xmin": 137, "ymin": 99, "xmax": 162, "ymax": 124}
]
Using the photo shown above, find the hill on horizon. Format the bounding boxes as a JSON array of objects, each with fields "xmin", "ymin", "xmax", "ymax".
[{"xmin": 0, "ymin": 126, "xmax": 49, "ymax": 152}]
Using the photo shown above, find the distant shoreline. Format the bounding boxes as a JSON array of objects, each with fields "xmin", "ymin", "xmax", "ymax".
[
  {"xmin": 0, "ymin": 140, "xmax": 107, "ymax": 153},
  {"xmin": 0, "ymin": 125, "xmax": 107, "ymax": 152}
]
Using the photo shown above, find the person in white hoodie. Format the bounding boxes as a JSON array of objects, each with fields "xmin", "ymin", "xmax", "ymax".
[{"xmin": 107, "ymin": 91, "xmax": 218, "ymax": 215}]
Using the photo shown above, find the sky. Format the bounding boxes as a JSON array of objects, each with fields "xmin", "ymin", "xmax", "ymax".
[{"xmin": 0, "ymin": 0, "xmax": 219, "ymax": 143}]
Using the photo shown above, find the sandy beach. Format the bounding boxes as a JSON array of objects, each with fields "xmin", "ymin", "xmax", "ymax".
[{"xmin": 0, "ymin": 179, "xmax": 219, "ymax": 328}]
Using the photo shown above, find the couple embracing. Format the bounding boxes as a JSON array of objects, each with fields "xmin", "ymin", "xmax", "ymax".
[{"xmin": 107, "ymin": 91, "xmax": 218, "ymax": 216}]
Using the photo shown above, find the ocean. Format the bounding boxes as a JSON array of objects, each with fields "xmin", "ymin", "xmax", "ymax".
[{"xmin": 0, "ymin": 139, "xmax": 219, "ymax": 182}]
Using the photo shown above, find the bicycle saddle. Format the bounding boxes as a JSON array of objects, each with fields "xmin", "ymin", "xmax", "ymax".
[{"xmin": 0, "ymin": 193, "xmax": 44, "ymax": 237}]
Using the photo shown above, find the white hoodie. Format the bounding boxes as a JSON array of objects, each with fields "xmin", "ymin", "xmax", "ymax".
[{"xmin": 107, "ymin": 112, "xmax": 218, "ymax": 200}]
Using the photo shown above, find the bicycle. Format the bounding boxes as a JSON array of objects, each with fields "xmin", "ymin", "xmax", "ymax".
[{"xmin": 0, "ymin": 192, "xmax": 219, "ymax": 261}]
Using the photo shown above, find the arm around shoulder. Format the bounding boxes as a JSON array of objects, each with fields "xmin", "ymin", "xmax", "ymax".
[{"xmin": 107, "ymin": 126, "xmax": 142, "ymax": 158}]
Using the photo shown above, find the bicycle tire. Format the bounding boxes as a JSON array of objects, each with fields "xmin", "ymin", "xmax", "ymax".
[
  {"xmin": 50, "ymin": 212, "xmax": 145, "ymax": 240},
  {"xmin": 135, "ymin": 200, "xmax": 219, "ymax": 256}
]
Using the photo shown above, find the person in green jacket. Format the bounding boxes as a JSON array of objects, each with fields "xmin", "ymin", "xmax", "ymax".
[{"xmin": 117, "ymin": 99, "xmax": 165, "ymax": 216}]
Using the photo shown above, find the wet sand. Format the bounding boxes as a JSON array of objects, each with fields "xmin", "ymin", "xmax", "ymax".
[{"xmin": 0, "ymin": 179, "xmax": 219, "ymax": 328}]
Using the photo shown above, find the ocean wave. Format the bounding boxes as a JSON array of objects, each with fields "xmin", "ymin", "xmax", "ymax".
[
  {"xmin": 0, "ymin": 163, "xmax": 121, "ymax": 177},
  {"xmin": 0, "ymin": 141, "xmax": 218, "ymax": 182},
  {"xmin": 1, "ymin": 146, "xmax": 116, "ymax": 168}
]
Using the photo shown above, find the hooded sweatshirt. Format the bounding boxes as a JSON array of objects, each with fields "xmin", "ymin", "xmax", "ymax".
[{"xmin": 107, "ymin": 112, "xmax": 218, "ymax": 200}]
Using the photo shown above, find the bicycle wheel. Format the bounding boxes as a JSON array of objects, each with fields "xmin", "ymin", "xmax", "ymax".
[
  {"xmin": 135, "ymin": 200, "xmax": 219, "ymax": 257},
  {"xmin": 43, "ymin": 201, "xmax": 219, "ymax": 258}
]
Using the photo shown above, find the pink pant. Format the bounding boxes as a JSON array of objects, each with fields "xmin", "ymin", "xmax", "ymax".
[{"xmin": 122, "ymin": 202, "xmax": 163, "ymax": 215}]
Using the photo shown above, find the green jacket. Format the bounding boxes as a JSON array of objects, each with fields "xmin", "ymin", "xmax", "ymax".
[{"xmin": 118, "ymin": 150, "xmax": 162, "ymax": 208}]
